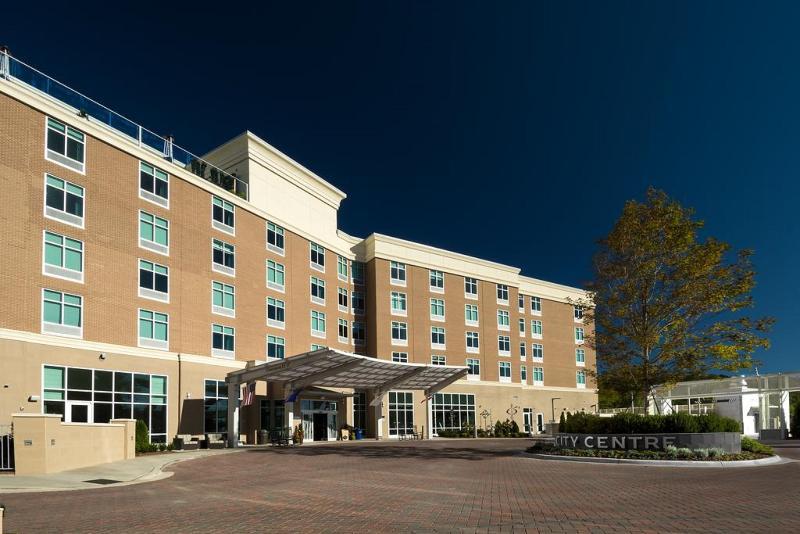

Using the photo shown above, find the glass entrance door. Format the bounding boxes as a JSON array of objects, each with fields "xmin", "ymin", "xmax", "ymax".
[
  {"xmin": 523, "ymin": 408, "xmax": 533, "ymax": 435},
  {"xmin": 66, "ymin": 401, "xmax": 92, "ymax": 423}
]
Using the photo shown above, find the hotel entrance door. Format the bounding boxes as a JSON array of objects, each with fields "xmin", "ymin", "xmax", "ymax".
[{"xmin": 313, "ymin": 413, "xmax": 327, "ymax": 442}]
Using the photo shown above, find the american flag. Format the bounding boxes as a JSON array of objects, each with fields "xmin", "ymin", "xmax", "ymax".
[{"xmin": 241, "ymin": 382, "xmax": 255, "ymax": 406}]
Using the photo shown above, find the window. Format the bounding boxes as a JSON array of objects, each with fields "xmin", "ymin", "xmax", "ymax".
[
  {"xmin": 518, "ymin": 318, "xmax": 525, "ymax": 335},
  {"xmin": 44, "ymin": 174, "xmax": 84, "ymax": 227},
  {"xmin": 212, "ymin": 196, "xmax": 235, "ymax": 234},
  {"xmin": 138, "ymin": 309, "xmax": 168, "ymax": 350},
  {"xmin": 390, "ymin": 291, "xmax": 407, "ymax": 315},
  {"xmin": 518, "ymin": 294, "xmax": 525, "ymax": 311},
  {"xmin": 466, "ymin": 358, "xmax": 480, "ymax": 380},
  {"xmin": 499, "ymin": 362, "xmax": 511, "ymax": 383},
  {"xmin": 311, "ymin": 344, "xmax": 327, "ymax": 351},
  {"xmin": 311, "ymin": 310, "xmax": 326, "ymax": 337},
  {"xmin": 429, "ymin": 270, "xmax": 444, "ymax": 292},
  {"xmin": 431, "ymin": 355, "xmax": 446, "ymax": 366},
  {"xmin": 212, "ymin": 239, "xmax": 235, "ymax": 276},
  {"xmin": 264, "ymin": 297, "xmax": 284, "ymax": 328},
  {"xmin": 310, "ymin": 276, "xmax": 326, "ymax": 304},
  {"xmin": 576, "ymin": 348, "xmax": 586, "ymax": 366},
  {"xmin": 352, "ymin": 322, "xmax": 366, "ymax": 345},
  {"xmin": 432, "ymin": 393, "xmax": 475, "ymax": 435},
  {"xmin": 577, "ymin": 370, "xmax": 587, "ymax": 388},
  {"xmin": 430, "ymin": 298, "xmax": 445, "ymax": 321},
  {"xmin": 391, "ymin": 321, "xmax": 408, "ymax": 345},
  {"xmin": 575, "ymin": 327, "xmax": 585, "ymax": 344},
  {"xmin": 353, "ymin": 392, "xmax": 367, "ymax": 431},
  {"xmin": 531, "ymin": 320, "xmax": 543, "ymax": 339},
  {"xmin": 521, "ymin": 365, "xmax": 527, "ymax": 382},
  {"xmin": 139, "ymin": 161, "xmax": 169, "ymax": 207},
  {"xmin": 519, "ymin": 342, "xmax": 526, "ymax": 359},
  {"xmin": 531, "ymin": 296, "xmax": 542, "ymax": 315},
  {"xmin": 212, "ymin": 281, "xmax": 235, "ymax": 317},
  {"xmin": 390, "ymin": 261, "xmax": 406, "ymax": 285},
  {"xmin": 43, "ymin": 231, "xmax": 83, "ymax": 282},
  {"xmin": 388, "ymin": 391, "xmax": 414, "ymax": 437},
  {"xmin": 352, "ymin": 261, "xmax": 365, "ymax": 284},
  {"xmin": 533, "ymin": 367, "xmax": 544, "ymax": 385},
  {"xmin": 338, "ymin": 318, "xmax": 349, "ymax": 341},
  {"xmin": 42, "ymin": 289, "xmax": 82, "ymax": 337},
  {"xmin": 267, "ymin": 335, "xmax": 285, "ymax": 360},
  {"xmin": 392, "ymin": 352, "xmax": 408, "ymax": 363},
  {"xmin": 466, "ymin": 331, "xmax": 480, "ymax": 353},
  {"xmin": 265, "ymin": 260, "xmax": 285, "ymax": 291},
  {"xmin": 431, "ymin": 326, "xmax": 446, "ymax": 348},
  {"xmin": 267, "ymin": 221, "xmax": 285, "ymax": 254},
  {"xmin": 498, "ymin": 335, "xmax": 511, "ymax": 356},
  {"xmin": 338, "ymin": 256, "xmax": 349, "ymax": 281},
  {"xmin": 497, "ymin": 310, "xmax": 510, "ymax": 330},
  {"xmin": 204, "ymin": 379, "xmax": 229, "ymax": 434},
  {"xmin": 139, "ymin": 211, "xmax": 169, "ymax": 256},
  {"xmin": 338, "ymin": 287, "xmax": 349, "ymax": 312},
  {"xmin": 352, "ymin": 291, "xmax": 365, "ymax": 315},
  {"xmin": 496, "ymin": 284, "xmax": 509, "ymax": 303},
  {"xmin": 464, "ymin": 277, "xmax": 478, "ymax": 299},
  {"xmin": 310, "ymin": 242, "xmax": 325, "ymax": 271},
  {"xmin": 46, "ymin": 117, "xmax": 85, "ymax": 172},
  {"xmin": 574, "ymin": 306, "xmax": 584, "ymax": 321},
  {"xmin": 465, "ymin": 304, "xmax": 479, "ymax": 325},
  {"xmin": 139, "ymin": 259, "xmax": 169, "ymax": 302},
  {"xmin": 532, "ymin": 343, "xmax": 543, "ymax": 361},
  {"xmin": 43, "ymin": 366, "xmax": 167, "ymax": 442},
  {"xmin": 211, "ymin": 324, "xmax": 235, "ymax": 358}
]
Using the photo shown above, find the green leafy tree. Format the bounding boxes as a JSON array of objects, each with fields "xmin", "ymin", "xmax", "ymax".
[{"xmin": 582, "ymin": 188, "xmax": 773, "ymax": 411}]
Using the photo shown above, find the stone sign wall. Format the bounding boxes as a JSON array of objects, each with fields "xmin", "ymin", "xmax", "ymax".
[{"xmin": 554, "ymin": 432, "xmax": 741, "ymax": 453}]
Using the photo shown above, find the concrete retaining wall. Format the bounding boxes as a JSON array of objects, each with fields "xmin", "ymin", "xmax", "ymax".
[{"xmin": 555, "ymin": 432, "xmax": 741, "ymax": 453}]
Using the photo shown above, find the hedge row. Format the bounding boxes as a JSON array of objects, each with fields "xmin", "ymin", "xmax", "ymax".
[{"xmin": 560, "ymin": 411, "xmax": 741, "ymax": 434}]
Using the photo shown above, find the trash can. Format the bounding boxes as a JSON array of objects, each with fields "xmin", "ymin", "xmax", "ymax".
[
  {"xmin": 257, "ymin": 429, "xmax": 269, "ymax": 445},
  {"xmin": 355, "ymin": 428, "xmax": 364, "ymax": 440}
]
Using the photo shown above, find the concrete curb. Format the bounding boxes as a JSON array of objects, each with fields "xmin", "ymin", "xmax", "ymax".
[{"xmin": 521, "ymin": 452, "xmax": 788, "ymax": 468}]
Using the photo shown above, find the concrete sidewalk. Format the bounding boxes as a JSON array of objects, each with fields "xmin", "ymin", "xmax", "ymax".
[{"xmin": 0, "ymin": 448, "xmax": 239, "ymax": 493}]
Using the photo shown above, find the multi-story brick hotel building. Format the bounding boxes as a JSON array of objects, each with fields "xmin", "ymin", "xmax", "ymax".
[{"xmin": 0, "ymin": 51, "xmax": 596, "ymax": 445}]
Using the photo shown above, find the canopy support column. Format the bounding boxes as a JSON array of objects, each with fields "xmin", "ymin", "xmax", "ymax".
[
  {"xmin": 226, "ymin": 381, "xmax": 240, "ymax": 448},
  {"xmin": 284, "ymin": 384, "xmax": 295, "ymax": 443},
  {"xmin": 372, "ymin": 390, "xmax": 384, "ymax": 440}
]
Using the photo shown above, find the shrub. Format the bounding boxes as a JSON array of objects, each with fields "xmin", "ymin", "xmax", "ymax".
[
  {"xmin": 135, "ymin": 419, "xmax": 150, "ymax": 453},
  {"xmin": 665, "ymin": 445, "xmax": 678, "ymax": 459},
  {"xmin": 561, "ymin": 411, "xmax": 741, "ymax": 434},
  {"xmin": 708, "ymin": 448, "xmax": 725, "ymax": 458},
  {"xmin": 741, "ymin": 436, "xmax": 774, "ymax": 455},
  {"xmin": 695, "ymin": 448, "xmax": 710, "ymax": 459},
  {"xmin": 676, "ymin": 447, "xmax": 694, "ymax": 459}
]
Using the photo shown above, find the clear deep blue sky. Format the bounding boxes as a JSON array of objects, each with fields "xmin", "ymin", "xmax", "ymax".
[{"xmin": 5, "ymin": 2, "xmax": 798, "ymax": 372}]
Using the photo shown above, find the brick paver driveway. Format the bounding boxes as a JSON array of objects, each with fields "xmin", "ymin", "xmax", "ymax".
[{"xmin": 2, "ymin": 439, "xmax": 799, "ymax": 533}]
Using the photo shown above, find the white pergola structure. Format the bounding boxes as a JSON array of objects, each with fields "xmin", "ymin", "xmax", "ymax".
[{"xmin": 225, "ymin": 348, "xmax": 468, "ymax": 447}]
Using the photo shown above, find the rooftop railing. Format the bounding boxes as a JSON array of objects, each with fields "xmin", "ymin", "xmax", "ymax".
[{"xmin": 0, "ymin": 49, "xmax": 248, "ymax": 200}]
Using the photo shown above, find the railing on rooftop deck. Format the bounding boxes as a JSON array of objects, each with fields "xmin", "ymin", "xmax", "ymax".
[{"xmin": 0, "ymin": 50, "xmax": 248, "ymax": 200}]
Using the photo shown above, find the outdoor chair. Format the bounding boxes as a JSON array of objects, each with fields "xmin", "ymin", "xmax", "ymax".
[
  {"xmin": 172, "ymin": 434, "xmax": 199, "ymax": 451},
  {"xmin": 269, "ymin": 429, "xmax": 291, "ymax": 446},
  {"xmin": 204, "ymin": 433, "xmax": 226, "ymax": 449}
]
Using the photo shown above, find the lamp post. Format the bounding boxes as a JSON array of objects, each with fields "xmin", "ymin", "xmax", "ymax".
[{"xmin": 551, "ymin": 397, "xmax": 561, "ymax": 423}]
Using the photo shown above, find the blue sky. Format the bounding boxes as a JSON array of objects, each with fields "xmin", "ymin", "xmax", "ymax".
[{"xmin": 5, "ymin": 1, "xmax": 798, "ymax": 372}]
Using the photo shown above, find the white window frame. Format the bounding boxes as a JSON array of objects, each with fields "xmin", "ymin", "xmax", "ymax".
[
  {"xmin": 531, "ymin": 296, "xmax": 542, "ymax": 316},
  {"xmin": 311, "ymin": 310, "xmax": 327, "ymax": 338},
  {"xmin": 41, "ymin": 288, "xmax": 83, "ymax": 338},
  {"xmin": 138, "ymin": 308, "xmax": 169, "ymax": 351},
  {"xmin": 266, "ymin": 259, "xmax": 285, "ymax": 292},
  {"xmin": 496, "ymin": 284, "xmax": 509, "ymax": 305},
  {"xmin": 391, "ymin": 321, "xmax": 408, "ymax": 346},
  {"xmin": 464, "ymin": 277, "xmax": 478, "ymax": 300},
  {"xmin": 519, "ymin": 342, "xmax": 526, "ymax": 361},
  {"xmin": 430, "ymin": 298, "xmax": 445, "ymax": 322},
  {"xmin": 139, "ymin": 210, "xmax": 169, "ymax": 257},
  {"xmin": 138, "ymin": 258, "xmax": 170, "ymax": 303},
  {"xmin": 498, "ymin": 335, "xmax": 511, "ymax": 357},
  {"xmin": 520, "ymin": 365, "xmax": 527, "ymax": 383},
  {"xmin": 466, "ymin": 331, "xmax": 480, "ymax": 354},
  {"xmin": 310, "ymin": 276, "xmax": 326, "ymax": 305},
  {"xmin": 531, "ymin": 320, "xmax": 543, "ymax": 340},
  {"xmin": 338, "ymin": 287, "xmax": 349, "ymax": 313},
  {"xmin": 337, "ymin": 256, "xmax": 349, "ymax": 282},
  {"xmin": 574, "ymin": 305, "xmax": 584, "ymax": 323},
  {"xmin": 338, "ymin": 318, "xmax": 349, "ymax": 344},
  {"xmin": 576, "ymin": 348, "xmax": 586, "ymax": 367},
  {"xmin": 392, "ymin": 352, "xmax": 408, "ymax": 363},
  {"xmin": 211, "ymin": 196, "xmax": 235, "ymax": 236},
  {"xmin": 267, "ymin": 297, "xmax": 285, "ymax": 329},
  {"xmin": 533, "ymin": 367, "xmax": 544, "ymax": 386},
  {"xmin": 42, "ymin": 230, "xmax": 84, "ymax": 283},
  {"xmin": 266, "ymin": 221, "xmax": 285, "ymax": 256},
  {"xmin": 431, "ymin": 326, "xmax": 446, "ymax": 350},
  {"xmin": 45, "ymin": 116, "xmax": 86, "ymax": 174},
  {"xmin": 390, "ymin": 261, "xmax": 406, "ymax": 287},
  {"xmin": 465, "ymin": 304, "xmax": 479, "ymax": 327},
  {"xmin": 499, "ymin": 362, "xmax": 511, "ymax": 383},
  {"xmin": 532, "ymin": 343, "xmax": 544, "ymax": 362},
  {"xmin": 43, "ymin": 173, "xmax": 85, "ymax": 229},
  {"xmin": 429, "ymin": 270, "xmax": 444, "ymax": 293},
  {"xmin": 352, "ymin": 290, "xmax": 365, "ymax": 316},
  {"xmin": 497, "ymin": 310, "xmax": 510, "ymax": 331},
  {"xmin": 267, "ymin": 335, "xmax": 285, "ymax": 361},
  {"xmin": 431, "ymin": 355, "xmax": 446, "ymax": 366},
  {"xmin": 352, "ymin": 321, "xmax": 366, "ymax": 346},
  {"xmin": 211, "ymin": 238, "xmax": 235, "ymax": 277},
  {"xmin": 575, "ymin": 327, "xmax": 585, "ymax": 345},
  {"xmin": 518, "ymin": 294, "xmax": 525, "ymax": 312},
  {"xmin": 138, "ymin": 161, "xmax": 169, "ymax": 209},
  {"xmin": 211, "ymin": 324, "xmax": 235, "ymax": 359},
  {"xmin": 211, "ymin": 280, "xmax": 235, "ymax": 318},
  {"xmin": 310, "ymin": 242, "xmax": 325, "ymax": 273},
  {"xmin": 466, "ymin": 358, "xmax": 480, "ymax": 381},
  {"xmin": 390, "ymin": 291, "xmax": 407, "ymax": 317},
  {"xmin": 518, "ymin": 318, "xmax": 525, "ymax": 336},
  {"xmin": 577, "ymin": 370, "xmax": 587, "ymax": 389}
]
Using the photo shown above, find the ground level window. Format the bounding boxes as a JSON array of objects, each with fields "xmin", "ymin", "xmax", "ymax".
[
  {"xmin": 42, "ymin": 365, "xmax": 167, "ymax": 442},
  {"xmin": 432, "ymin": 393, "xmax": 475, "ymax": 435},
  {"xmin": 260, "ymin": 399, "xmax": 285, "ymax": 432},
  {"xmin": 388, "ymin": 391, "xmax": 414, "ymax": 437},
  {"xmin": 353, "ymin": 392, "xmax": 367, "ymax": 431},
  {"xmin": 204, "ymin": 379, "xmax": 228, "ymax": 434}
]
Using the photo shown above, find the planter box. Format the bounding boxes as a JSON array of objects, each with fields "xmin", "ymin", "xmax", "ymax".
[{"xmin": 555, "ymin": 432, "xmax": 741, "ymax": 453}]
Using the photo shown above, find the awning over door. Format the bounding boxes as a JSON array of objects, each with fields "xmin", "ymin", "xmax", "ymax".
[{"xmin": 226, "ymin": 348, "xmax": 468, "ymax": 403}]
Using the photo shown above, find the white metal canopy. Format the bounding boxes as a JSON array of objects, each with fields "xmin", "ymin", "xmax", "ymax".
[{"xmin": 226, "ymin": 348, "xmax": 469, "ymax": 401}]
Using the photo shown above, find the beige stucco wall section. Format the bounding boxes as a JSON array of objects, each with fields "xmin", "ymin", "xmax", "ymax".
[{"xmin": 12, "ymin": 414, "xmax": 135, "ymax": 475}]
